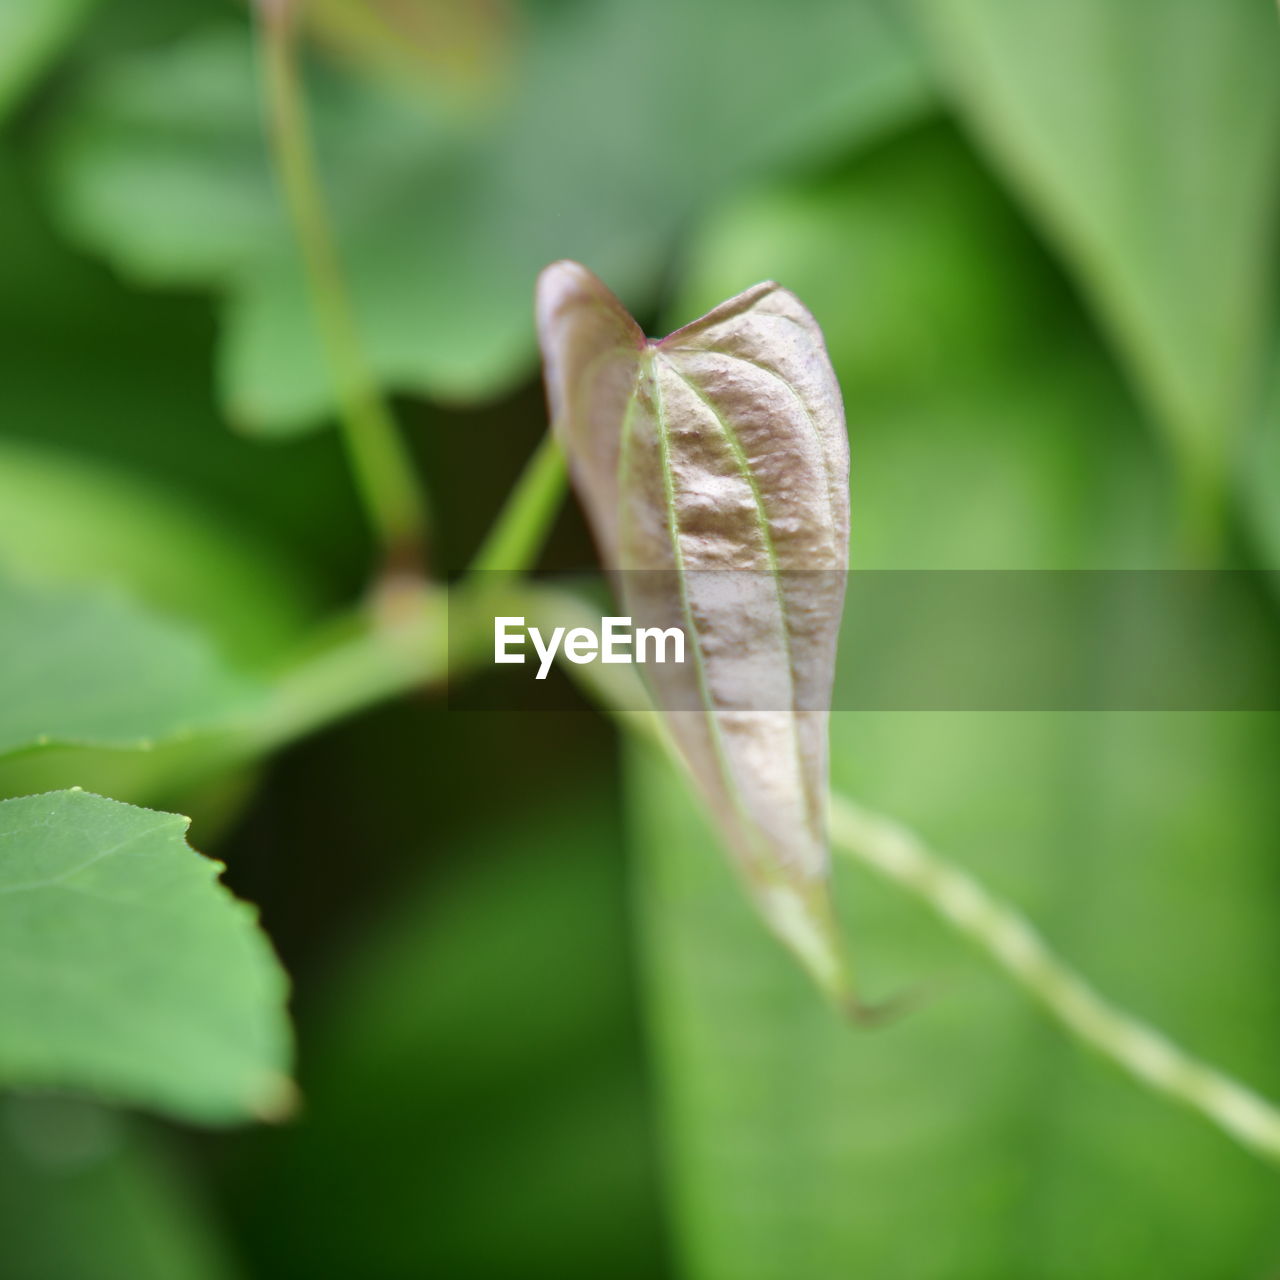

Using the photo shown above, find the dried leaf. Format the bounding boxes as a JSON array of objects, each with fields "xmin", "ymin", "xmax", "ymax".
[{"xmin": 536, "ymin": 261, "xmax": 854, "ymax": 1002}]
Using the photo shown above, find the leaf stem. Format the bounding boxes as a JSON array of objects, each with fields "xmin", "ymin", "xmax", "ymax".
[
  {"xmin": 466, "ymin": 431, "xmax": 567, "ymax": 586},
  {"xmin": 827, "ymin": 792, "xmax": 1280, "ymax": 1165},
  {"xmin": 518, "ymin": 585, "xmax": 1280, "ymax": 1165},
  {"xmin": 257, "ymin": 2, "xmax": 430, "ymax": 574},
  {"xmin": 206, "ymin": 574, "xmax": 1280, "ymax": 1168},
  {"xmin": 244, "ymin": 585, "xmax": 447, "ymax": 757}
]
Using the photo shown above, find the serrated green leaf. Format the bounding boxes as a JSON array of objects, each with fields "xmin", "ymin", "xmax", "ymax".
[
  {"xmin": 635, "ymin": 127, "xmax": 1280, "ymax": 1276},
  {"xmin": 538, "ymin": 260, "xmax": 853, "ymax": 1002},
  {"xmin": 0, "ymin": 789, "xmax": 293, "ymax": 1125},
  {"xmin": 0, "ymin": 0, "xmax": 97, "ymax": 123},
  {"xmin": 0, "ymin": 571, "xmax": 259, "ymax": 759},
  {"xmin": 47, "ymin": 4, "xmax": 929, "ymax": 432},
  {"xmin": 908, "ymin": 0, "xmax": 1280, "ymax": 506}
]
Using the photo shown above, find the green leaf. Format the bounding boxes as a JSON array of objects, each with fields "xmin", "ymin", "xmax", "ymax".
[
  {"xmin": 0, "ymin": 789, "xmax": 293, "ymax": 1125},
  {"xmin": 47, "ymin": 4, "xmax": 929, "ymax": 432},
  {"xmin": 0, "ymin": 439, "xmax": 313, "ymax": 669},
  {"xmin": 0, "ymin": 570, "xmax": 259, "ymax": 759},
  {"xmin": 538, "ymin": 261, "xmax": 854, "ymax": 1002},
  {"xmin": 0, "ymin": 439, "xmax": 312, "ymax": 813},
  {"xmin": 0, "ymin": 0, "xmax": 97, "ymax": 123},
  {"xmin": 907, "ymin": 0, "xmax": 1280, "ymax": 513},
  {"xmin": 303, "ymin": 0, "xmax": 510, "ymax": 95},
  {"xmin": 635, "ymin": 127, "xmax": 1280, "ymax": 1275},
  {"xmin": 0, "ymin": 134, "xmax": 365, "ymax": 594}
]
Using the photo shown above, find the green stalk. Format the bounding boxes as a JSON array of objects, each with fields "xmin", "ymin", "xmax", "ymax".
[
  {"xmin": 246, "ymin": 586, "xmax": 447, "ymax": 756},
  {"xmin": 258, "ymin": 2, "xmax": 429, "ymax": 572},
  {"xmin": 467, "ymin": 431, "xmax": 567, "ymax": 586},
  {"xmin": 527, "ymin": 586, "xmax": 1280, "ymax": 1167},
  {"xmin": 196, "ymin": 574, "xmax": 1280, "ymax": 1165},
  {"xmin": 828, "ymin": 794, "xmax": 1280, "ymax": 1165}
]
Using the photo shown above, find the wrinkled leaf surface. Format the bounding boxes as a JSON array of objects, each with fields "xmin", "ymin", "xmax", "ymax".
[{"xmin": 538, "ymin": 261, "xmax": 852, "ymax": 998}]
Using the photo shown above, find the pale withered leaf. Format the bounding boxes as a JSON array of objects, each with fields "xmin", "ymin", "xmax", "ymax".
[{"xmin": 536, "ymin": 260, "xmax": 854, "ymax": 1003}]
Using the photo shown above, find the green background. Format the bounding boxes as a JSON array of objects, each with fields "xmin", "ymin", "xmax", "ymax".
[{"xmin": 1, "ymin": 0, "xmax": 1279, "ymax": 1275}]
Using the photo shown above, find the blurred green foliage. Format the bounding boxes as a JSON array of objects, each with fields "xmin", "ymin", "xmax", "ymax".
[
  {"xmin": 0, "ymin": 1098, "xmax": 238, "ymax": 1280},
  {"xmin": 226, "ymin": 793, "xmax": 666, "ymax": 1280},
  {"xmin": 0, "ymin": 570, "xmax": 259, "ymax": 756},
  {"xmin": 0, "ymin": 0, "xmax": 96, "ymax": 122},
  {"xmin": 646, "ymin": 122, "xmax": 1280, "ymax": 1277},
  {"xmin": 913, "ymin": 0, "xmax": 1280, "ymax": 512},
  {"xmin": 48, "ymin": 1, "xmax": 927, "ymax": 430},
  {"xmin": 1, "ymin": 0, "xmax": 1279, "ymax": 1277}
]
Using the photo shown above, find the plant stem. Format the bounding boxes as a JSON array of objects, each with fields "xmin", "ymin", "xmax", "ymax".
[
  {"xmin": 520, "ymin": 585, "xmax": 1280, "ymax": 1166},
  {"xmin": 827, "ymin": 792, "xmax": 1280, "ymax": 1165},
  {"xmin": 467, "ymin": 431, "xmax": 567, "ymax": 586},
  {"xmin": 258, "ymin": 3, "xmax": 429, "ymax": 572},
  {"xmin": 245, "ymin": 584, "xmax": 447, "ymax": 757},
  {"xmin": 214, "ymin": 574, "xmax": 1280, "ymax": 1168}
]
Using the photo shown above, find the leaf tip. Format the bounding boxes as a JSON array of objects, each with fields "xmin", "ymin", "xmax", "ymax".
[
  {"xmin": 535, "ymin": 258, "xmax": 589, "ymax": 309},
  {"xmin": 534, "ymin": 260, "xmax": 642, "ymax": 347}
]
